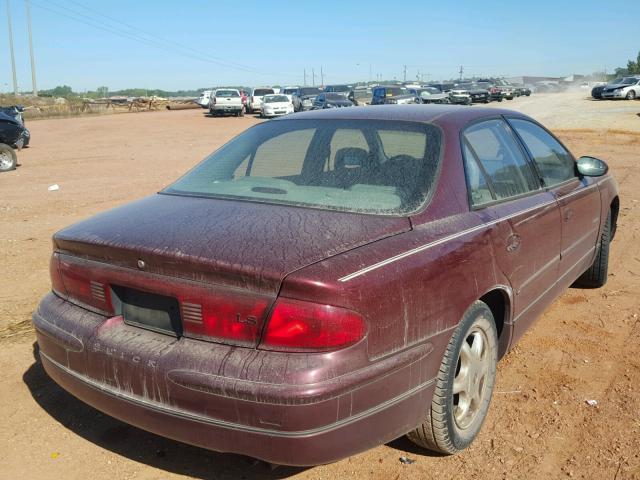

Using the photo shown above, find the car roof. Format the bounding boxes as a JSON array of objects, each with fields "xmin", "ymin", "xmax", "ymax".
[{"xmin": 275, "ymin": 104, "xmax": 532, "ymax": 127}]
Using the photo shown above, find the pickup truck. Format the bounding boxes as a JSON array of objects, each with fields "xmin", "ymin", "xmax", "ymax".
[
  {"xmin": 248, "ymin": 87, "xmax": 275, "ymax": 113},
  {"xmin": 208, "ymin": 89, "xmax": 244, "ymax": 117}
]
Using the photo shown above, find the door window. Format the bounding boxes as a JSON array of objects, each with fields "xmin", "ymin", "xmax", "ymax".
[
  {"xmin": 462, "ymin": 119, "xmax": 540, "ymax": 206},
  {"xmin": 508, "ymin": 118, "xmax": 576, "ymax": 187}
]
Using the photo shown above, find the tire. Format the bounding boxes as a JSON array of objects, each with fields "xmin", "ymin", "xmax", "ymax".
[
  {"xmin": 0, "ymin": 144, "xmax": 17, "ymax": 172},
  {"xmin": 407, "ymin": 301, "xmax": 498, "ymax": 454},
  {"xmin": 626, "ymin": 90, "xmax": 636, "ymax": 100},
  {"xmin": 574, "ymin": 211, "xmax": 611, "ymax": 288}
]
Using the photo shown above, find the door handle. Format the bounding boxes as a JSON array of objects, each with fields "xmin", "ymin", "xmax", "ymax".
[{"xmin": 506, "ymin": 234, "xmax": 521, "ymax": 252}]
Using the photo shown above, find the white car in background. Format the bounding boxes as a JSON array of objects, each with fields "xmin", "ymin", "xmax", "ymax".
[
  {"xmin": 260, "ymin": 94, "xmax": 294, "ymax": 118},
  {"xmin": 248, "ymin": 87, "xmax": 275, "ymax": 113},
  {"xmin": 196, "ymin": 90, "xmax": 212, "ymax": 108}
]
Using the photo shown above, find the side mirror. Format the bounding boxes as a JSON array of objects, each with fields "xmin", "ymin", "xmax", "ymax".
[{"xmin": 577, "ymin": 156, "xmax": 608, "ymax": 177}]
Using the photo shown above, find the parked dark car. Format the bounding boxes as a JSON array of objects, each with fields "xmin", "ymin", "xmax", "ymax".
[
  {"xmin": 287, "ymin": 86, "xmax": 322, "ymax": 111},
  {"xmin": 0, "ymin": 111, "xmax": 27, "ymax": 172},
  {"xmin": 348, "ymin": 86, "xmax": 373, "ymax": 106},
  {"xmin": 312, "ymin": 92, "xmax": 354, "ymax": 109},
  {"xmin": 324, "ymin": 85, "xmax": 353, "ymax": 97},
  {"xmin": 407, "ymin": 87, "xmax": 450, "ymax": 104},
  {"xmin": 428, "ymin": 82, "xmax": 455, "ymax": 93},
  {"xmin": 454, "ymin": 83, "xmax": 490, "ymax": 103},
  {"xmin": 0, "ymin": 105, "xmax": 30, "ymax": 147},
  {"xmin": 34, "ymin": 105, "xmax": 619, "ymax": 466},
  {"xmin": 591, "ymin": 84, "xmax": 606, "ymax": 99},
  {"xmin": 370, "ymin": 85, "xmax": 418, "ymax": 105},
  {"xmin": 475, "ymin": 81, "xmax": 504, "ymax": 102}
]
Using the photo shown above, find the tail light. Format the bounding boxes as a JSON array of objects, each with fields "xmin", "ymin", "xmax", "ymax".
[
  {"xmin": 52, "ymin": 254, "xmax": 114, "ymax": 315},
  {"xmin": 260, "ymin": 298, "xmax": 366, "ymax": 352},
  {"xmin": 49, "ymin": 253, "xmax": 270, "ymax": 346},
  {"xmin": 49, "ymin": 254, "xmax": 364, "ymax": 351}
]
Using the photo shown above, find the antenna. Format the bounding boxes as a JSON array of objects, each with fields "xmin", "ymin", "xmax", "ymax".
[{"xmin": 459, "ymin": 65, "xmax": 464, "ymax": 81}]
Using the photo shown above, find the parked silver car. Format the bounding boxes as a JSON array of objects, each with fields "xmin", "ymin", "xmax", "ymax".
[{"xmin": 601, "ymin": 76, "xmax": 640, "ymax": 100}]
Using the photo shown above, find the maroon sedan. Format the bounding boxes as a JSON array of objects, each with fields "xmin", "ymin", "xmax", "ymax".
[{"xmin": 34, "ymin": 105, "xmax": 619, "ymax": 466}]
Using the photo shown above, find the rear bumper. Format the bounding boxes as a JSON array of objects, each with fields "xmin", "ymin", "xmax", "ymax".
[{"xmin": 33, "ymin": 293, "xmax": 439, "ymax": 466}]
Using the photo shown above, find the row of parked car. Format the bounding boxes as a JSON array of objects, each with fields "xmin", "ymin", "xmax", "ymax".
[
  {"xmin": 196, "ymin": 79, "xmax": 531, "ymax": 118},
  {"xmin": 591, "ymin": 76, "xmax": 640, "ymax": 100},
  {"xmin": 0, "ymin": 105, "xmax": 30, "ymax": 172}
]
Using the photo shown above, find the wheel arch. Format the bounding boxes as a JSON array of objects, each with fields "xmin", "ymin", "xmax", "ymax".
[
  {"xmin": 478, "ymin": 286, "xmax": 513, "ymax": 360},
  {"xmin": 610, "ymin": 195, "xmax": 619, "ymax": 240}
]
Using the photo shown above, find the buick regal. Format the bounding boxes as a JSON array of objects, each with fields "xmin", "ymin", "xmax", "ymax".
[{"xmin": 33, "ymin": 105, "xmax": 619, "ymax": 466}]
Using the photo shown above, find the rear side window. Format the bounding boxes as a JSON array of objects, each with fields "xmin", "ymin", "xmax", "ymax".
[
  {"xmin": 508, "ymin": 118, "xmax": 576, "ymax": 187},
  {"xmin": 462, "ymin": 119, "xmax": 539, "ymax": 206}
]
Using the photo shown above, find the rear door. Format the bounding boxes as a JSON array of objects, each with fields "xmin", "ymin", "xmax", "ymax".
[
  {"xmin": 507, "ymin": 118, "xmax": 601, "ymax": 285},
  {"xmin": 461, "ymin": 118, "xmax": 561, "ymax": 336}
]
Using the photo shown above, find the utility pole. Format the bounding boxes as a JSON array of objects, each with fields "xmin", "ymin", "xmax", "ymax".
[
  {"xmin": 459, "ymin": 65, "xmax": 464, "ymax": 81},
  {"xmin": 25, "ymin": 0, "xmax": 37, "ymax": 96},
  {"xmin": 320, "ymin": 66, "xmax": 324, "ymax": 87},
  {"xmin": 6, "ymin": 0, "xmax": 18, "ymax": 95},
  {"xmin": 369, "ymin": 64, "xmax": 372, "ymax": 84},
  {"xmin": 304, "ymin": 69, "xmax": 307, "ymax": 86},
  {"xmin": 312, "ymin": 68, "xmax": 315, "ymax": 86},
  {"xmin": 403, "ymin": 65, "xmax": 407, "ymax": 83}
]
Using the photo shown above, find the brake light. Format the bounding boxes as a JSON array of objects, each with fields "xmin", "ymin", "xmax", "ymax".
[
  {"xmin": 56, "ymin": 256, "xmax": 113, "ymax": 315},
  {"xmin": 49, "ymin": 253, "xmax": 65, "ymax": 296},
  {"xmin": 178, "ymin": 291, "xmax": 269, "ymax": 346},
  {"xmin": 260, "ymin": 298, "xmax": 365, "ymax": 352}
]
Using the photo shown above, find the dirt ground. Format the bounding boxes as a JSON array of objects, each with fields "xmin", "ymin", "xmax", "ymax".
[{"xmin": 1, "ymin": 92, "xmax": 639, "ymax": 480}]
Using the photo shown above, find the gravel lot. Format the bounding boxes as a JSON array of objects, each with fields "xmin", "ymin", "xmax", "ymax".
[{"xmin": 1, "ymin": 92, "xmax": 639, "ymax": 479}]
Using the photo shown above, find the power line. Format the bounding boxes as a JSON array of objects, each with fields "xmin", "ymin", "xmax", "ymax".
[
  {"xmin": 29, "ymin": 0, "xmax": 303, "ymax": 80},
  {"xmin": 63, "ymin": 0, "xmax": 257, "ymax": 73}
]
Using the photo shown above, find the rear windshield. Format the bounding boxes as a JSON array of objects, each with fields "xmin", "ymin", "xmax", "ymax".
[
  {"xmin": 216, "ymin": 90, "xmax": 239, "ymax": 97},
  {"xmin": 325, "ymin": 93, "xmax": 346, "ymax": 100},
  {"xmin": 264, "ymin": 95, "xmax": 289, "ymax": 103},
  {"xmin": 300, "ymin": 87, "xmax": 322, "ymax": 96},
  {"xmin": 330, "ymin": 85, "xmax": 351, "ymax": 92},
  {"xmin": 165, "ymin": 119, "xmax": 442, "ymax": 215},
  {"xmin": 253, "ymin": 88, "xmax": 274, "ymax": 96}
]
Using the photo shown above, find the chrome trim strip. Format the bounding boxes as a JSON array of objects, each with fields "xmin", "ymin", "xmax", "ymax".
[
  {"xmin": 518, "ymin": 255, "xmax": 560, "ymax": 292},
  {"xmin": 555, "ymin": 183, "xmax": 598, "ymax": 201},
  {"xmin": 40, "ymin": 351, "xmax": 435, "ymax": 438},
  {"xmin": 561, "ymin": 228, "xmax": 599, "ymax": 258},
  {"xmin": 513, "ymin": 246, "xmax": 595, "ymax": 323},
  {"xmin": 339, "ymin": 200, "xmax": 557, "ymax": 282}
]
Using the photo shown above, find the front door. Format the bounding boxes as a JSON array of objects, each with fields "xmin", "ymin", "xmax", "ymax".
[{"xmin": 507, "ymin": 118, "xmax": 601, "ymax": 286}]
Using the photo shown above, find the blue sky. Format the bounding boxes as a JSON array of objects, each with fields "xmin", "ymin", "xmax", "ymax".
[{"xmin": 1, "ymin": 0, "xmax": 638, "ymax": 92}]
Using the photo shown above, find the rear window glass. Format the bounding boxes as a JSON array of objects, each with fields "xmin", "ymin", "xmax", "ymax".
[
  {"xmin": 253, "ymin": 89, "xmax": 274, "ymax": 96},
  {"xmin": 165, "ymin": 119, "xmax": 442, "ymax": 215},
  {"xmin": 216, "ymin": 90, "xmax": 239, "ymax": 97},
  {"xmin": 264, "ymin": 95, "xmax": 289, "ymax": 103}
]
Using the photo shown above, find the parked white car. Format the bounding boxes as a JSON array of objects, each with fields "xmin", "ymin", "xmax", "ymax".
[
  {"xmin": 196, "ymin": 90, "xmax": 212, "ymax": 108},
  {"xmin": 260, "ymin": 94, "xmax": 294, "ymax": 118},
  {"xmin": 248, "ymin": 87, "xmax": 275, "ymax": 113},
  {"xmin": 208, "ymin": 89, "xmax": 244, "ymax": 116},
  {"xmin": 601, "ymin": 76, "xmax": 640, "ymax": 100}
]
